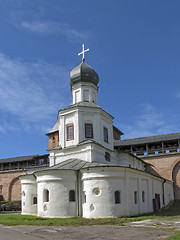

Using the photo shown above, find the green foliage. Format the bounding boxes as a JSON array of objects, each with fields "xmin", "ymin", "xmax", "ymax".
[{"xmin": 165, "ymin": 234, "xmax": 180, "ymax": 240}]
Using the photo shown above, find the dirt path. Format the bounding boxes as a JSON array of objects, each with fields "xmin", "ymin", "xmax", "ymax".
[{"xmin": 0, "ymin": 219, "xmax": 178, "ymax": 240}]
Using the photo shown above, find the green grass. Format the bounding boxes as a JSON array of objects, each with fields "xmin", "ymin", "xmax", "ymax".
[
  {"xmin": 0, "ymin": 214, "xmax": 162, "ymax": 226},
  {"xmin": 0, "ymin": 200, "xmax": 180, "ymax": 226},
  {"xmin": 165, "ymin": 234, "xmax": 180, "ymax": 240}
]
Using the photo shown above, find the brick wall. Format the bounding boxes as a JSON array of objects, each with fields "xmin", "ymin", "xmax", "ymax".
[
  {"xmin": 0, "ymin": 170, "xmax": 26, "ymax": 201},
  {"xmin": 48, "ymin": 131, "xmax": 59, "ymax": 149},
  {"xmin": 142, "ymin": 153, "xmax": 180, "ymax": 199}
]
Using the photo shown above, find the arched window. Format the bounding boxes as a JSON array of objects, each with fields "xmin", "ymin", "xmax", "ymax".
[
  {"xmin": 33, "ymin": 196, "xmax": 37, "ymax": 204},
  {"xmin": 43, "ymin": 189, "xmax": 49, "ymax": 202},
  {"xmin": 69, "ymin": 190, "xmax": 75, "ymax": 202},
  {"xmin": 142, "ymin": 191, "xmax": 145, "ymax": 202},
  {"xmin": 115, "ymin": 191, "xmax": 121, "ymax": 204},
  {"xmin": 134, "ymin": 191, "xmax": 138, "ymax": 204}
]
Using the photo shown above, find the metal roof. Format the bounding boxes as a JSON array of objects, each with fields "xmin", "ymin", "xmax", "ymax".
[
  {"xmin": 35, "ymin": 159, "xmax": 117, "ymax": 172},
  {"xmin": 70, "ymin": 61, "xmax": 99, "ymax": 87},
  {"xmin": 0, "ymin": 154, "xmax": 49, "ymax": 164},
  {"xmin": 114, "ymin": 132, "xmax": 180, "ymax": 147},
  {"xmin": 0, "ymin": 155, "xmax": 38, "ymax": 164},
  {"xmin": 46, "ymin": 122, "xmax": 59, "ymax": 135}
]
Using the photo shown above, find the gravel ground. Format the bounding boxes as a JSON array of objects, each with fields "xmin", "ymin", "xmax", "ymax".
[{"xmin": 0, "ymin": 219, "xmax": 177, "ymax": 240}]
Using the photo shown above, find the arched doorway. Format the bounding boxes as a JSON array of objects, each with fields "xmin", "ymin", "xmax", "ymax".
[
  {"xmin": 172, "ymin": 161, "xmax": 180, "ymax": 199},
  {"xmin": 8, "ymin": 177, "xmax": 21, "ymax": 201}
]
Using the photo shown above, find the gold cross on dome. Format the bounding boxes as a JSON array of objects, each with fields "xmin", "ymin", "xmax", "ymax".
[{"xmin": 78, "ymin": 44, "xmax": 89, "ymax": 61}]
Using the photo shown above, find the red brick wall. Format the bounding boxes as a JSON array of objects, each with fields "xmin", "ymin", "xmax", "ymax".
[
  {"xmin": 142, "ymin": 153, "xmax": 180, "ymax": 199},
  {"xmin": 0, "ymin": 170, "xmax": 26, "ymax": 201}
]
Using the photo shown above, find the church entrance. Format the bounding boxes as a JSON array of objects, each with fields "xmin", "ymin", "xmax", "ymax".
[{"xmin": 153, "ymin": 194, "xmax": 160, "ymax": 211}]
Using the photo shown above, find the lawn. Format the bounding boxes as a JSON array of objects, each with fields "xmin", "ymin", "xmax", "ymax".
[{"xmin": 0, "ymin": 214, "xmax": 161, "ymax": 226}]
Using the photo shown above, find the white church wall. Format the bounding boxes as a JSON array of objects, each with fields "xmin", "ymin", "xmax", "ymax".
[
  {"xmin": 81, "ymin": 168, "xmax": 127, "ymax": 218},
  {"xmin": 51, "ymin": 143, "xmax": 93, "ymax": 166},
  {"xmin": 19, "ymin": 175, "xmax": 37, "ymax": 215},
  {"xmin": 35, "ymin": 170, "xmax": 77, "ymax": 218},
  {"xmin": 164, "ymin": 181, "xmax": 174, "ymax": 205},
  {"xmin": 72, "ymin": 82, "xmax": 98, "ymax": 104},
  {"xmin": 80, "ymin": 166, "xmax": 172, "ymax": 218}
]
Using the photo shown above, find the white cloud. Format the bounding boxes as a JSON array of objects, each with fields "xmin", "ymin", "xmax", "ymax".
[
  {"xmin": 20, "ymin": 21, "xmax": 90, "ymax": 42},
  {"xmin": 0, "ymin": 53, "xmax": 70, "ymax": 133},
  {"xmin": 120, "ymin": 103, "xmax": 178, "ymax": 139}
]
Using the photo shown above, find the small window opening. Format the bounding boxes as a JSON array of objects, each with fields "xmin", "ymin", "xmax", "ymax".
[
  {"xmin": 33, "ymin": 196, "xmax": 37, "ymax": 204},
  {"xmin": 115, "ymin": 191, "xmax": 121, "ymax": 204},
  {"xmin": 104, "ymin": 127, "xmax": 108, "ymax": 143},
  {"xmin": 142, "ymin": 191, "xmax": 145, "ymax": 202},
  {"xmin": 43, "ymin": 189, "xmax": 49, "ymax": 202},
  {"xmin": 83, "ymin": 191, "xmax": 86, "ymax": 203},
  {"xmin": 69, "ymin": 190, "xmax": 75, "ymax": 202},
  {"xmin": 105, "ymin": 152, "xmax": 110, "ymax": 162},
  {"xmin": 134, "ymin": 191, "xmax": 138, "ymax": 204}
]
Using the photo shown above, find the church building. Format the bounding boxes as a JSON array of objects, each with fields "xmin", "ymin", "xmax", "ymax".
[{"xmin": 19, "ymin": 46, "xmax": 174, "ymax": 218}]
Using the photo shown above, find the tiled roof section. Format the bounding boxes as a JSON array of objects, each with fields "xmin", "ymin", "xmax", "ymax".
[
  {"xmin": 38, "ymin": 159, "xmax": 116, "ymax": 172},
  {"xmin": 114, "ymin": 132, "xmax": 180, "ymax": 147},
  {"xmin": 47, "ymin": 122, "xmax": 59, "ymax": 135},
  {"xmin": 0, "ymin": 155, "xmax": 39, "ymax": 163}
]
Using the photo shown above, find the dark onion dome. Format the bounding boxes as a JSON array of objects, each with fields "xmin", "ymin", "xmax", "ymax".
[{"xmin": 70, "ymin": 60, "xmax": 99, "ymax": 87}]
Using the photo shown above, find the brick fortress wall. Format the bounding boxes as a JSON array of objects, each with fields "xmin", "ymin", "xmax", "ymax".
[{"xmin": 0, "ymin": 170, "xmax": 26, "ymax": 201}]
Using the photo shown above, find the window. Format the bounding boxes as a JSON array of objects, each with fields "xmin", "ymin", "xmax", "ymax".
[
  {"xmin": 67, "ymin": 124, "xmax": 74, "ymax": 140},
  {"xmin": 104, "ymin": 127, "xmax": 108, "ymax": 143},
  {"xmin": 43, "ymin": 189, "xmax": 49, "ymax": 202},
  {"xmin": 105, "ymin": 152, "xmax": 110, "ymax": 162},
  {"xmin": 92, "ymin": 188, "xmax": 101, "ymax": 196},
  {"xmin": 134, "ymin": 191, "xmax": 138, "ymax": 204},
  {"xmin": 115, "ymin": 191, "xmax": 121, "ymax": 204},
  {"xmin": 85, "ymin": 123, "xmax": 93, "ymax": 138},
  {"xmin": 142, "ymin": 191, "xmax": 145, "ymax": 202},
  {"xmin": 33, "ymin": 196, "xmax": 37, "ymax": 204},
  {"xmin": 69, "ymin": 190, "xmax": 75, "ymax": 202}
]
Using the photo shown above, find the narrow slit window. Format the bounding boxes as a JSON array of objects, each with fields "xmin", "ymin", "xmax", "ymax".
[
  {"xmin": 43, "ymin": 189, "xmax": 49, "ymax": 202},
  {"xmin": 104, "ymin": 127, "xmax": 108, "ymax": 143},
  {"xmin": 115, "ymin": 191, "xmax": 121, "ymax": 204},
  {"xmin": 134, "ymin": 191, "xmax": 138, "ymax": 204},
  {"xmin": 142, "ymin": 191, "xmax": 145, "ymax": 202}
]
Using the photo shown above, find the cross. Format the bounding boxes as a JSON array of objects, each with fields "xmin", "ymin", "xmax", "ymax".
[{"xmin": 78, "ymin": 44, "xmax": 89, "ymax": 61}]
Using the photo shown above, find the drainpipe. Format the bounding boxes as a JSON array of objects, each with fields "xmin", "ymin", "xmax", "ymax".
[{"xmin": 162, "ymin": 179, "xmax": 166, "ymax": 206}]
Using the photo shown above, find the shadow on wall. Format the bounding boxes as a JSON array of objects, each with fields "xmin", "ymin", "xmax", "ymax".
[
  {"xmin": 145, "ymin": 165, "xmax": 161, "ymax": 178},
  {"xmin": 172, "ymin": 161, "xmax": 180, "ymax": 199}
]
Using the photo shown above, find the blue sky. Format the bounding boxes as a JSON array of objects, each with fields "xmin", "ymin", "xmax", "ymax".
[{"xmin": 0, "ymin": 0, "xmax": 180, "ymax": 158}]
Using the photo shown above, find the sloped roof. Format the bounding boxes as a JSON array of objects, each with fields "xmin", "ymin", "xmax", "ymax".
[
  {"xmin": 0, "ymin": 155, "xmax": 38, "ymax": 163},
  {"xmin": 46, "ymin": 122, "xmax": 59, "ymax": 135},
  {"xmin": 35, "ymin": 159, "xmax": 117, "ymax": 172},
  {"xmin": 114, "ymin": 132, "xmax": 180, "ymax": 147}
]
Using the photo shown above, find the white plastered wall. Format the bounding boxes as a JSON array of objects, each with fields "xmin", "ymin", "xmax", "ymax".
[
  {"xmin": 72, "ymin": 82, "xmax": 98, "ymax": 104},
  {"xmin": 80, "ymin": 167, "xmax": 174, "ymax": 218},
  {"xmin": 20, "ymin": 174, "xmax": 37, "ymax": 215},
  {"xmin": 35, "ymin": 170, "xmax": 77, "ymax": 218}
]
